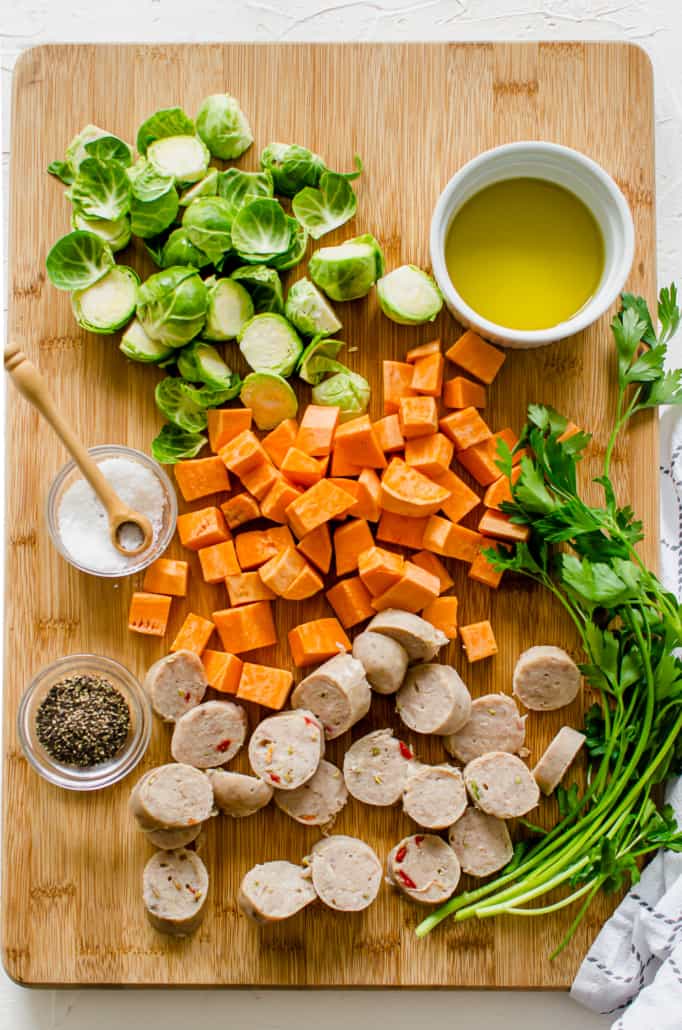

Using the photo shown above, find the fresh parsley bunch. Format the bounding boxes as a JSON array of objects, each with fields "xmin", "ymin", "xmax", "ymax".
[{"xmin": 417, "ymin": 287, "xmax": 682, "ymax": 955}]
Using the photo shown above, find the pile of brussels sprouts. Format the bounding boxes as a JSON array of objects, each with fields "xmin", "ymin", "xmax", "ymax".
[{"xmin": 45, "ymin": 93, "xmax": 443, "ymax": 462}]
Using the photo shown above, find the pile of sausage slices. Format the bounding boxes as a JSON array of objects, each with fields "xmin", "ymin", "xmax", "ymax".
[{"xmin": 130, "ymin": 608, "xmax": 585, "ymax": 934}]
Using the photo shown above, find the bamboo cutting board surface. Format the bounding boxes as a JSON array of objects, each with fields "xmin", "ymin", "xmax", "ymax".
[{"xmin": 3, "ymin": 42, "xmax": 657, "ymax": 988}]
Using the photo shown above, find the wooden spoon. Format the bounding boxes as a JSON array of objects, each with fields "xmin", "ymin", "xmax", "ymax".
[{"xmin": 4, "ymin": 343, "xmax": 154, "ymax": 558}]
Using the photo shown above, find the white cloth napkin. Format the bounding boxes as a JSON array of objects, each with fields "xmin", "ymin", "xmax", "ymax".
[{"xmin": 571, "ymin": 407, "xmax": 682, "ymax": 1027}]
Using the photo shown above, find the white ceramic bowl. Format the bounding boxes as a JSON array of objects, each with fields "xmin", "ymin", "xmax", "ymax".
[{"xmin": 430, "ymin": 141, "xmax": 635, "ymax": 348}]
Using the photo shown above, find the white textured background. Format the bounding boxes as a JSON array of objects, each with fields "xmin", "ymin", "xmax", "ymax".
[{"xmin": 1, "ymin": 1, "xmax": 681, "ymax": 1027}]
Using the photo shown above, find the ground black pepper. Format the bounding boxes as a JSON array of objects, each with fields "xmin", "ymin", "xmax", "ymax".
[{"xmin": 35, "ymin": 674, "xmax": 130, "ymax": 767}]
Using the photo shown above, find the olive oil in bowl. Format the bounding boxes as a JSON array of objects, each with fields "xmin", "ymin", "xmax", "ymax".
[{"xmin": 445, "ymin": 177, "xmax": 605, "ymax": 332}]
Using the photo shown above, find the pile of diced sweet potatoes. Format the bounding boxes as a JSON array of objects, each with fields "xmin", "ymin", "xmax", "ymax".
[{"xmin": 128, "ymin": 329, "xmax": 538, "ymax": 707}]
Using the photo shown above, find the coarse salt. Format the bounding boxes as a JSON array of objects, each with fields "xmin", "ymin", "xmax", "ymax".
[{"xmin": 57, "ymin": 457, "xmax": 166, "ymax": 575}]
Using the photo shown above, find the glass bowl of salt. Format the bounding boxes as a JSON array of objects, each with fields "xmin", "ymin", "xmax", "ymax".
[{"xmin": 46, "ymin": 445, "xmax": 177, "ymax": 577}]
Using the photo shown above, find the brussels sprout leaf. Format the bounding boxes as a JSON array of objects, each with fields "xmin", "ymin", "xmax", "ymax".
[
  {"xmin": 83, "ymin": 134, "xmax": 133, "ymax": 167},
  {"xmin": 47, "ymin": 160, "xmax": 74, "ymax": 185},
  {"xmin": 137, "ymin": 107, "xmax": 195, "ymax": 156},
  {"xmin": 217, "ymin": 168, "xmax": 274, "ymax": 219},
  {"xmin": 151, "ymin": 424, "xmax": 207, "ymax": 464},
  {"xmin": 69, "ymin": 157, "xmax": 131, "ymax": 222},
  {"xmin": 46, "ymin": 231, "xmax": 115, "ymax": 291},
  {"xmin": 292, "ymin": 171, "xmax": 358, "ymax": 240},
  {"xmin": 231, "ymin": 198, "xmax": 291, "ymax": 261}
]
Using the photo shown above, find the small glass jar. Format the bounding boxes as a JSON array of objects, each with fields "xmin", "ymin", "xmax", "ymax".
[
  {"xmin": 17, "ymin": 653, "xmax": 152, "ymax": 791},
  {"xmin": 46, "ymin": 444, "xmax": 177, "ymax": 578}
]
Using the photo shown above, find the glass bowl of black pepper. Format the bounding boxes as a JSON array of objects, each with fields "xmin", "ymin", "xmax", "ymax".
[{"xmin": 18, "ymin": 653, "xmax": 152, "ymax": 791}]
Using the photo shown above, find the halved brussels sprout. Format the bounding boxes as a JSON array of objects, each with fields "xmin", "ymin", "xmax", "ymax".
[
  {"xmin": 203, "ymin": 278, "xmax": 254, "ymax": 341},
  {"xmin": 260, "ymin": 142, "xmax": 325, "ymax": 197},
  {"xmin": 217, "ymin": 168, "xmax": 274, "ymax": 219},
  {"xmin": 160, "ymin": 228, "xmax": 212, "ymax": 269},
  {"xmin": 297, "ymin": 335, "xmax": 346, "ymax": 385},
  {"xmin": 179, "ymin": 168, "xmax": 219, "ymax": 207},
  {"xmin": 196, "ymin": 94, "xmax": 253, "ymax": 160},
  {"xmin": 136, "ymin": 107, "xmax": 196, "ymax": 156},
  {"xmin": 120, "ymin": 319, "xmax": 174, "ymax": 363},
  {"xmin": 269, "ymin": 217, "xmax": 308, "ymax": 271},
  {"xmin": 182, "ymin": 196, "xmax": 233, "ymax": 265},
  {"xmin": 147, "ymin": 135, "xmax": 210, "ymax": 185},
  {"xmin": 231, "ymin": 265, "xmax": 284, "ymax": 314},
  {"xmin": 312, "ymin": 370, "xmax": 370, "ymax": 422},
  {"xmin": 64, "ymin": 125, "xmax": 111, "ymax": 173},
  {"xmin": 46, "ymin": 230, "xmax": 114, "ymax": 291},
  {"xmin": 292, "ymin": 171, "xmax": 358, "ymax": 240},
  {"xmin": 309, "ymin": 232, "xmax": 384, "ymax": 301},
  {"xmin": 136, "ymin": 266, "xmax": 208, "ymax": 348},
  {"xmin": 128, "ymin": 160, "xmax": 179, "ymax": 238},
  {"xmin": 377, "ymin": 264, "xmax": 443, "ymax": 325},
  {"xmin": 154, "ymin": 377, "xmax": 208, "ymax": 433},
  {"xmin": 71, "ymin": 211, "xmax": 131, "ymax": 253},
  {"xmin": 231, "ymin": 198, "xmax": 292, "ymax": 263},
  {"xmin": 71, "ymin": 265, "xmax": 139, "ymax": 334},
  {"xmin": 240, "ymin": 372, "xmax": 298, "ymax": 430},
  {"xmin": 238, "ymin": 313, "xmax": 303, "ymax": 377},
  {"xmin": 151, "ymin": 423, "xmax": 207, "ymax": 464},
  {"xmin": 285, "ymin": 278, "xmax": 342, "ymax": 337},
  {"xmin": 68, "ymin": 157, "xmax": 131, "ymax": 221},
  {"xmin": 176, "ymin": 340, "xmax": 241, "ymax": 393}
]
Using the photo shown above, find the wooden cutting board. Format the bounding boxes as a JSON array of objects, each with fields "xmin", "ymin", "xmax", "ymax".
[{"xmin": 3, "ymin": 42, "xmax": 656, "ymax": 988}]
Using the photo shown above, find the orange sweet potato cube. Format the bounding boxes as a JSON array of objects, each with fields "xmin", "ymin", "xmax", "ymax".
[
  {"xmin": 201, "ymin": 650, "xmax": 243, "ymax": 694},
  {"xmin": 483, "ymin": 466, "xmax": 522, "ymax": 510},
  {"xmin": 297, "ymin": 523, "xmax": 332, "ymax": 573},
  {"xmin": 406, "ymin": 339, "xmax": 441, "ymax": 363},
  {"xmin": 460, "ymin": 620, "xmax": 498, "ymax": 662},
  {"xmin": 285, "ymin": 480, "xmax": 356, "ymax": 538},
  {"xmin": 371, "ymin": 561, "xmax": 441, "ymax": 613},
  {"xmin": 376, "ymin": 511, "xmax": 429, "ymax": 550},
  {"xmin": 174, "ymin": 456, "xmax": 230, "ymax": 502},
  {"xmin": 411, "ymin": 352, "xmax": 444, "ymax": 397},
  {"xmin": 440, "ymin": 407, "xmax": 493, "ymax": 451},
  {"xmin": 412, "ymin": 550, "xmax": 454, "ymax": 593},
  {"xmin": 334, "ymin": 415, "xmax": 387, "ymax": 469},
  {"xmin": 221, "ymin": 492, "xmax": 261, "ymax": 530},
  {"xmin": 212, "ymin": 601, "xmax": 278, "ymax": 653},
  {"xmin": 142, "ymin": 558, "xmax": 189, "ymax": 598},
  {"xmin": 170, "ymin": 612, "xmax": 215, "ymax": 655},
  {"xmin": 198, "ymin": 540, "xmax": 241, "ymax": 583},
  {"xmin": 235, "ymin": 526, "xmax": 294, "ymax": 569},
  {"xmin": 423, "ymin": 515, "xmax": 483, "ymax": 563},
  {"xmin": 358, "ymin": 545, "xmax": 405, "ymax": 596},
  {"xmin": 239, "ymin": 458, "xmax": 279, "ymax": 501},
  {"xmin": 445, "ymin": 331, "xmax": 506, "ymax": 384},
  {"xmin": 456, "ymin": 428, "xmax": 521, "ymax": 486},
  {"xmin": 333, "ymin": 518, "xmax": 375, "ymax": 577},
  {"xmin": 219, "ymin": 430, "xmax": 268, "ymax": 477},
  {"xmin": 237, "ymin": 662, "xmax": 293, "ymax": 710},
  {"xmin": 421, "ymin": 595, "xmax": 458, "ymax": 639},
  {"xmin": 443, "ymin": 376, "xmax": 487, "ymax": 410},
  {"xmin": 398, "ymin": 396, "xmax": 439, "ymax": 439},
  {"xmin": 280, "ymin": 447, "xmax": 325, "ymax": 486},
  {"xmin": 128, "ymin": 592, "xmax": 172, "ymax": 637},
  {"xmin": 404, "ymin": 433, "xmax": 454, "ymax": 476},
  {"xmin": 207, "ymin": 408, "xmax": 252, "ymax": 452},
  {"xmin": 260, "ymin": 476, "xmax": 303, "ymax": 523},
  {"xmin": 282, "ymin": 564, "xmax": 324, "ymax": 601},
  {"xmin": 373, "ymin": 414, "xmax": 405, "ymax": 454},
  {"xmin": 478, "ymin": 508, "xmax": 530, "ymax": 542},
  {"xmin": 326, "ymin": 576, "xmax": 375, "ymax": 628},
  {"xmin": 288, "ymin": 618, "xmax": 351, "ymax": 668},
  {"xmin": 225, "ymin": 571, "xmax": 276, "ymax": 606},
  {"xmin": 383, "ymin": 360, "xmax": 416, "ymax": 415},
  {"xmin": 468, "ymin": 542, "xmax": 509, "ymax": 589},
  {"xmin": 356, "ymin": 468, "xmax": 382, "ymax": 522},
  {"xmin": 428, "ymin": 468, "xmax": 481, "ymax": 524},
  {"xmin": 177, "ymin": 506, "xmax": 230, "ymax": 550},
  {"xmin": 295, "ymin": 405, "xmax": 339, "ymax": 457},
  {"xmin": 262, "ymin": 418, "xmax": 299, "ymax": 467}
]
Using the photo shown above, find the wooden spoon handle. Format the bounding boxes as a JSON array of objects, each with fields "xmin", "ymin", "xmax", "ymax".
[{"xmin": 4, "ymin": 342, "xmax": 129, "ymax": 523}]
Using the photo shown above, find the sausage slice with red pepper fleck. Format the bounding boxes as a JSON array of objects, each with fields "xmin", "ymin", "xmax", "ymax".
[
  {"xmin": 144, "ymin": 650, "xmax": 207, "ymax": 723},
  {"xmin": 129, "ymin": 763, "xmax": 214, "ymax": 830},
  {"xmin": 343, "ymin": 728, "xmax": 414, "ymax": 806},
  {"xmin": 207, "ymin": 769, "xmax": 273, "ymax": 818},
  {"xmin": 238, "ymin": 860, "xmax": 316, "ymax": 924},
  {"xmin": 170, "ymin": 700, "xmax": 248, "ymax": 768},
  {"xmin": 291, "ymin": 654, "xmax": 371, "ymax": 739},
  {"xmin": 448, "ymin": 807, "xmax": 513, "ymax": 877},
  {"xmin": 464, "ymin": 751, "xmax": 540, "ymax": 819},
  {"xmin": 143, "ymin": 847, "xmax": 209, "ymax": 936},
  {"xmin": 396, "ymin": 664, "xmax": 472, "ymax": 736},
  {"xmin": 402, "ymin": 763, "xmax": 467, "ymax": 830},
  {"xmin": 274, "ymin": 759, "xmax": 348, "ymax": 827},
  {"xmin": 308, "ymin": 835, "xmax": 382, "ymax": 911},
  {"xmin": 248, "ymin": 709, "xmax": 324, "ymax": 790},
  {"xmin": 386, "ymin": 833, "xmax": 460, "ymax": 904}
]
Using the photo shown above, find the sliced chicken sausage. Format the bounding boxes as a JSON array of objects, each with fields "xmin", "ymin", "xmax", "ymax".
[
  {"xmin": 343, "ymin": 728, "xmax": 414, "ymax": 806},
  {"xmin": 145, "ymin": 650, "xmax": 207, "ymax": 723},
  {"xmin": 274, "ymin": 759, "xmax": 348, "ymax": 827},
  {"xmin": 291, "ymin": 654, "xmax": 371, "ymax": 739},
  {"xmin": 367, "ymin": 609, "xmax": 448, "ymax": 662},
  {"xmin": 143, "ymin": 848, "xmax": 209, "ymax": 936},
  {"xmin": 386, "ymin": 834, "xmax": 461, "ymax": 904},
  {"xmin": 397, "ymin": 664, "xmax": 471, "ymax": 736},
  {"xmin": 448, "ymin": 807, "xmax": 513, "ymax": 877},
  {"xmin": 144, "ymin": 824, "xmax": 202, "ymax": 850},
  {"xmin": 402, "ymin": 763, "xmax": 467, "ymax": 830},
  {"xmin": 129, "ymin": 763, "xmax": 214, "ymax": 830},
  {"xmin": 248, "ymin": 710, "xmax": 324, "ymax": 790},
  {"xmin": 513, "ymin": 645, "xmax": 581, "ymax": 711},
  {"xmin": 207, "ymin": 770, "xmax": 273, "ymax": 818},
  {"xmin": 238, "ymin": 860, "xmax": 316, "ymax": 924},
  {"xmin": 308, "ymin": 835, "xmax": 382, "ymax": 911},
  {"xmin": 444, "ymin": 693, "xmax": 526, "ymax": 763},
  {"xmin": 464, "ymin": 752, "xmax": 540, "ymax": 819},
  {"xmin": 352, "ymin": 631, "xmax": 409, "ymax": 695},
  {"xmin": 170, "ymin": 700, "xmax": 248, "ymax": 768},
  {"xmin": 533, "ymin": 726, "xmax": 586, "ymax": 795}
]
